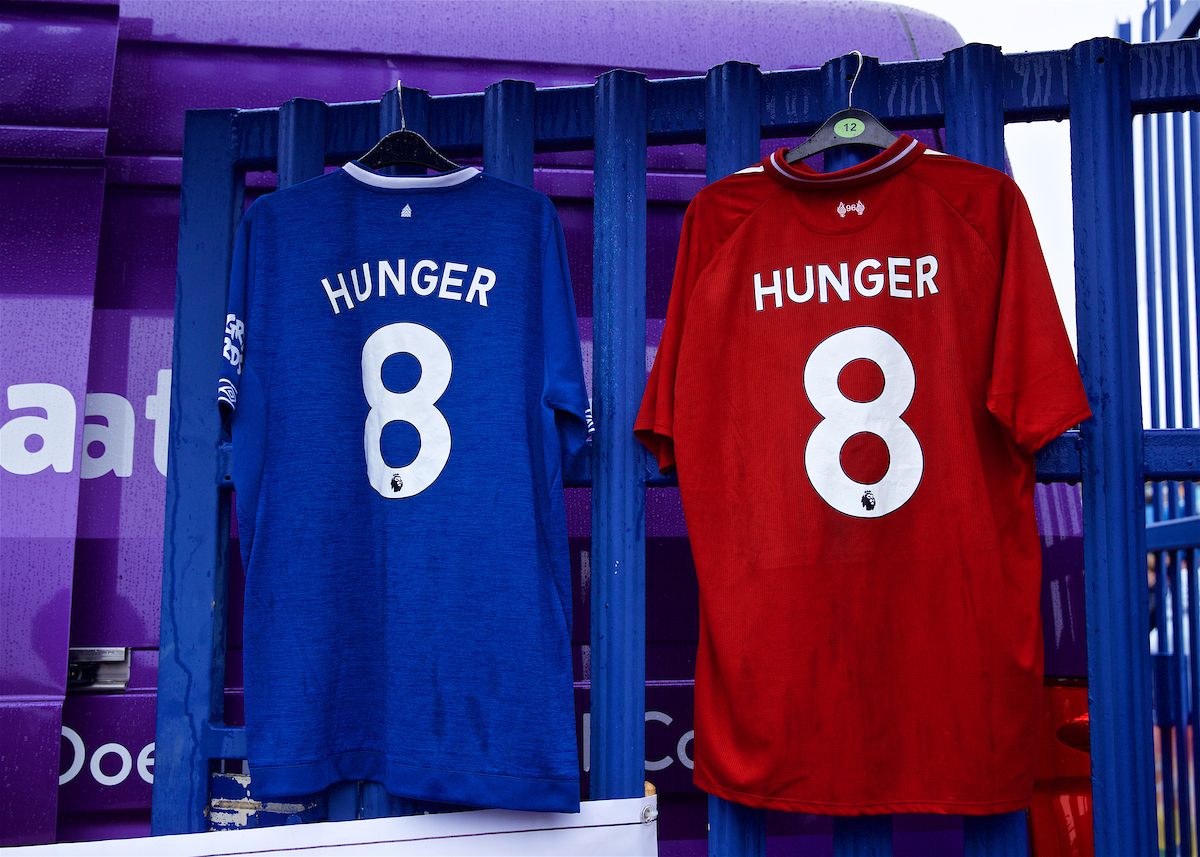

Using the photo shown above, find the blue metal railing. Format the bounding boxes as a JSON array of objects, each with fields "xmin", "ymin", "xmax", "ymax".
[
  {"xmin": 156, "ymin": 38, "xmax": 1200, "ymax": 856},
  {"xmin": 1135, "ymin": 3, "xmax": 1200, "ymax": 855}
]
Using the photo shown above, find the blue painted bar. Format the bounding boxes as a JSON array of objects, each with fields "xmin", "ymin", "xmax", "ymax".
[
  {"xmin": 483, "ymin": 79, "xmax": 536, "ymax": 187},
  {"xmin": 1140, "ymin": 8, "xmax": 1163, "ymax": 457},
  {"xmin": 277, "ymin": 98, "xmax": 327, "ymax": 187},
  {"xmin": 1068, "ymin": 36, "xmax": 1158, "ymax": 857},
  {"xmin": 281, "ymin": 99, "xmax": 366, "ymax": 822},
  {"xmin": 1146, "ymin": 516, "xmax": 1200, "ymax": 552},
  {"xmin": 943, "ymin": 43, "xmax": 1005, "ymax": 169},
  {"xmin": 1144, "ymin": 429, "xmax": 1200, "ymax": 479},
  {"xmin": 704, "ymin": 61, "xmax": 761, "ymax": 179},
  {"xmin": 945, "ymin": 45, "xmax": 1028, "ymax": 857},
  {"xmin": 820, "ymin": 52, "xmax": 897, "ymax": 857},
  {"xmin": 1187, "ymin": 109, "xmax": 1200, "ymax": 827},
  {"xmin": 1153, "ymin": 102, "xmax": 1176, "ymax": 436},
  {"xmin": 700, "ymin": 59, "xmax": 766, "ymax": 857},
  {"xmin": 374, "ymin": 86, "xmax": 416, "ymax": 177},
  {"xmin": 152, "ymin": 108, "xmax": 241, "ymax": 836},
  {"xmin": 324, "ymin": 780, "xmax": 357, "ymax": 822},
  {"xmin": 832, "ymin": 816, "xmax": 892, "ymax": 857},
  {"xmin": 199, "ymin": 51, "xmax": 1200, "ymax": 165},
  {"xmin": 589, "ymin": 68, "xmax": 648, "ymax": 802},
  {"xmin": 1166, "ymin": 110, "xmax": 1192, "ymax": 850},
  {"xmin": 823, "ymin": 52, "xmax": 882, "ymax": 173},
  {"xmin": 358, "ymin": 781, "xmax": 414, "ymax": 819},
  {"xmin": 963, "ymin": 812, "xmax": 1029, "ymax": 857},
  {"xmin": 707, "ymin": 794, "xmax": 765, "ymax": 857},
  {"xmin": 201, "ymin": 724, "xmax": 247, "ymax": 759}
]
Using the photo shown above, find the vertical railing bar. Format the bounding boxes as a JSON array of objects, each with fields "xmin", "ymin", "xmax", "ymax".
[
  {"xmin": 483, "ymin": 80, "xmax": 536, "ymax": 187},
  {"xmin": 702, "ymin": 57, "xmax": 769, "ymax": 849},
  {"xmin": 277, "ymin": 98, "xmax": 327, "ymax": 188},
  {"xmin": 1150, "ymin": 5, "xmax": 1186, "ymax": 852},
  {"xmin": 945, "ymin": 41, "xmax": 1030, "ymax": 857},
  {"xmin": 832, "ymin": 816, "xmax": 893, "ymax": 857},
  {"xmin": 814, "ymin": 51, "xmax": 900, "ymax": 857},
  {"xmin": 821, "ymin": 53, "xmax": 884, "ymax": 174},
  {"xmin": 152, "ymin": 108, "xmax": 242, "ymax": 835},
  {"xmin": 697, "ymin": 60, "xmax": 766, "ymax": 857},
  {"xmin": 1171, "ymin": 110, "xmax": 1194, "ymax": 430},
  {"xmin": 1141, "ymin": 8, "xmax": 1165, "ymax": 488},
  {"xmin": 1069, "ymin": 35, "xmax": 1158, "ymax": 857},
  {"xmin": 943, "ymin": 42, "xmax": 1006, "ymax": 170},
  {"xmin": 280, "ymin": 96, "xmax": 356, "ymax": 821},
  {"xmin": 828, "ymin": 50, "xmax": 896, "ymax": 857},
  {"xmin": 1138, "ymin": 33, "xmax": 1173, "ymax": 816},
  {"xmin": 963, "ymin": 811, "xmax": 1031, "ymax": 857},
  {"xmin": 1168, "ymin": 102, "xmax": 1194, "ymax": 857},
  {"xmin": 1187, "ymin": 110, "xmax": 1200, "ymax": 837},
  {"xmin": 590, "ymin": 68, "xmax": 648, "ymax": 802}
]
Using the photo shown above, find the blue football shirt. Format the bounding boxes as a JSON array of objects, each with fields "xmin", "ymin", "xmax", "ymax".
[{"xmin": 217, "ymin": 162, "xmax": 590, "ymax": 811}]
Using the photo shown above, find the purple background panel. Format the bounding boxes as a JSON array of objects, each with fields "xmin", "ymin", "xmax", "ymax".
[
  {"xmin": 0, "ymin": 166, "xmax": 107, "ymax": 297},
  {"xmin": 1, "ymin": 295, "xmax": 95, "ymax": 539},
  {"xmin": 57, "ymin": 691, "xmax": 156, "ymax": 842},
  {"xmin": 0, "ymin": 0, "xmax": 118, "ymax": 132},
  {"xmin": 0, "ymin": 700, "xmax": 63, "ymax": 846},
  {"xmin": 0, "ymin": 538, "xmax": 75, "ymax": 696},
  {"xmin": 1, "ymin": 159, "xmax": 104, "ymax": 845}
]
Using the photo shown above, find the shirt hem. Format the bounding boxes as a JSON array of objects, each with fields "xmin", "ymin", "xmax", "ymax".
[
  {"xmin": 696, "ymin": 775, "xmax": 1032, "ymax": 816},
  {"xmin": 250, "ymin": 752, "xmax": 580, "ymax": 813}
]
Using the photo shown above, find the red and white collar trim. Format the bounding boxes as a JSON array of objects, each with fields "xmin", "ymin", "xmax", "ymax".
[{"xmin": 765, "ymin": 135, "xmax": 925, "ymax": 190}]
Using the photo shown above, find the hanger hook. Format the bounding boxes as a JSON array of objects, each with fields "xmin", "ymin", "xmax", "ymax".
[
  {"xmin": 846, "ymin": 50, "xmax": 864, "ymax": 110},
  {"xmin": 397, "ymin": 80, "xmax": 407, "ymax": 131}
]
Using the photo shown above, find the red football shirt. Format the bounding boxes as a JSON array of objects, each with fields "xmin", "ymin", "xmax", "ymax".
[{"xmin": 635, "ymin": 136, "xmax": 1091, "ymax": 815}]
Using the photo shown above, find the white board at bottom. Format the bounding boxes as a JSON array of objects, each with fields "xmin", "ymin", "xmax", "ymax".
[{"xmin": 11, "ymin": 796, "xmax": 659, "ymax": 857}]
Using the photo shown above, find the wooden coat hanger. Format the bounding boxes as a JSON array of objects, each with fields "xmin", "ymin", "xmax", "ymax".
[
  {"xmin": 785, "ymin": 52, "xmax": 898, "ymax": 164},
  {"xmin": 359, "ymin": 82, "xmax": 459, "ymax": 173}
]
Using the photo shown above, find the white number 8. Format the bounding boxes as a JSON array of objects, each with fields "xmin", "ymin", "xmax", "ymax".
[
  {"xmin": 362, "ymin": 323, "xmax": 452, "ymax": 499},
  {"xmin": 803, "ymin": 326, "xmax": 922, "ymax": 518}
]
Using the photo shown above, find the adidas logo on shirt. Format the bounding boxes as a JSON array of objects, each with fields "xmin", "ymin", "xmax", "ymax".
[{"xmin": 401, "ymin": 204, "xmax": 413, "ymax": 218}]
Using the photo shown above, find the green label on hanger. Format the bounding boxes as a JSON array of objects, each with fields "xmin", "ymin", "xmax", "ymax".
[{"xmin": 834, "ymin": 118, "xmax": 866, "ymax": 139}]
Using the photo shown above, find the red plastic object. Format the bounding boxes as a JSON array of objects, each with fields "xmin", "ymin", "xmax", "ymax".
[{"xmin": 1030, "ymin": 685, "xmax": 1095, "ymax": 857}]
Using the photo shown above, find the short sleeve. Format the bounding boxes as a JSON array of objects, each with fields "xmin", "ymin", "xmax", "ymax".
[
  {"xmin": 635, "ymin": 202, "xmax": 701, "ymax": 473},
  {"xmin": 217, "ymin": 203, "xmax": 255, "ymax": 422},
  {"xmin": 542, "ymin": 205, "xmax": 592, "ymax": 475},
  {"xmin": 986, "ymin": 185, "xmax": 1091, "ymax": 453}
]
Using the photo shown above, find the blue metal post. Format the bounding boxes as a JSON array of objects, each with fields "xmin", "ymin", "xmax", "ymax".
[
  {"xmin": 1188, "ymin": 109, "xmax": 1200, "ymax": 835},
  {"xmin": 590, "ymin": 68, "xmax": 648, "ymax": 802},
  {"xmin": 377, "ymin": 85, "xmax": 437, "ymax": 177},
  {"xmin": 280, "ymin": 98, "xmax": 365, "ymax": 823},
  {"xmin": 705, "ymin": 61, "xmax": 761, "ymax": 180},
  {"xmin": 484, "ymin": 79, "xmax": 536, "ymax": 187},
  {"xmin": 832, "ymin": 816, "xmax": 893, "ymax": 857},
  {"xmin": 1140, "ymin": 8, "xmax": 1164, "ymax": 457},
  {"xmin": 946, "ymin": 41, "xmax": 1030, "ymax": 856},
  {"xmin": 152, "ymin": 108, "xmax": 241, "ymax": 835},
  {"xmin": 824, "ymin": 52, "xmax": 896, "ymax": 857},
  {"xmin": 821, "ymin": 53, "xmax": 882, "ymax": 173},
  {"xmin": 1068, "ymin": 36, "xmax": 1158, "ymax": 856},
  {"xmin": 963, "ymin": 810, "xmax": 1030, "ymax": 857},
  {"xmin": 277, "ymin": 98, "xmax": 327, "ymax": 188},
  {"xmin": 702, "ymin": 60, "xmax": 766, "ymax": 857},
  {"xmin": 943, "ymin": 43, "xmax": 1006, "ymax": 170},
  {"xmin": 707, "ymin": 794, "xmax": 765, "ymax": 856}
]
